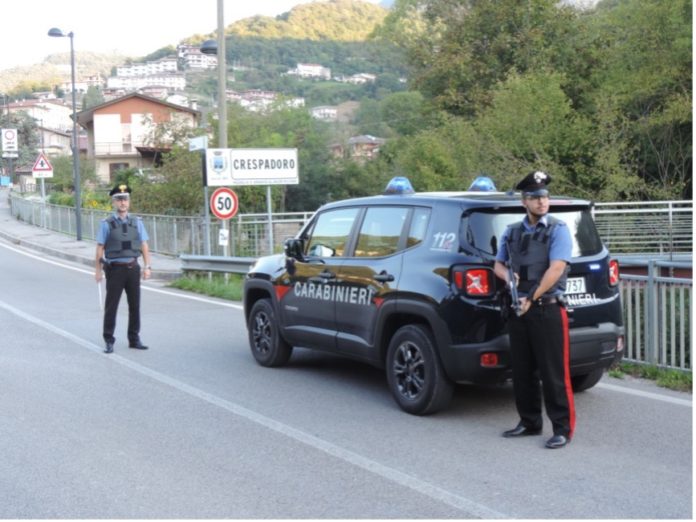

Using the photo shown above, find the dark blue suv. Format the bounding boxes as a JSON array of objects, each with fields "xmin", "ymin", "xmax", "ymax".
[{"xmin": 244, "ymin": 185, "xmax": 624, "ymax": 414}]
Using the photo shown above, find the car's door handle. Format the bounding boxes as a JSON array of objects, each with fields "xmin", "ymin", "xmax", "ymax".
[
  {"xmin": 374, "ymin": 272, "xmax": 395, "ymax": 282},
  {"xmin": 309, "ymin": 271, "xmax": 336, "ymax": 283}
]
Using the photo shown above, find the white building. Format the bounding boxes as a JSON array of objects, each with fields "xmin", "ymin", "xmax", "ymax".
[
  {"xmin": 106, "ymin": 74, "xmax": 186, "ymax": 91},
  {"xmin": 177, "ymin": 44, "xmax": 217, "ymax": 70},
  {"xmin": 116, "ymin": 58, "xmax": 178, "ymax": 77},
  {"xmin": 6, "ymin": 99, "xmax": 74, "ymax": 132},
  {"xmin": 310, "ymin": 106, "xmax": 338, "ymax": 121},
  {"xmin": 288, "ymin": 63, "xmax": 331, "ymax": 80},
  {"xmin": 227, "ymin": 90, "xmax": 305, "ymax": 113}
]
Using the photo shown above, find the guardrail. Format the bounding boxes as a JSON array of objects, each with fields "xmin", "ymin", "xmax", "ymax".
[
  {"xmin": 619, "ymin": 260, "xmax": 692, "ymax": 371},
  {"xmin": 179, "ymin": 254, "xmax": 255, "ymax": 274}
]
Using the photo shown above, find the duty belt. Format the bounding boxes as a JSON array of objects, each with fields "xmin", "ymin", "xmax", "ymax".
[
  {"xmin": 110, "ymin": 260, "xmax": 137, "ymax": 268},
  {"xmin": 533, "ymin": 296, "xmax": 561, "ymax": 306}
]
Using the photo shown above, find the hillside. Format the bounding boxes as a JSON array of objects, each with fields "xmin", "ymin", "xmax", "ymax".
[
  {"xmin": 0, "ymin": 51, "xmax": 127, "ymax": 95},
  {"xmin": 0, "ymin": 0, "xmax": 388, "ymax": 95},
  {"xmin": 228, "ymin": 0, "xmax": 388, "ymax": 40}
]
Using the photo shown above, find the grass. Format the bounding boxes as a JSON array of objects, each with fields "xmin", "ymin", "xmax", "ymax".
[
  {"xmin": 608, "ymin": 361, "xmax": 692, "ymax": 393},
  {"xmin": 168, "ymin": 272, "xmax": 244, "ymax": 301}
]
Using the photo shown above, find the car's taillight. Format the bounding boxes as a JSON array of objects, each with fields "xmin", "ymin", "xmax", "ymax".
[
  {"xmin": 453, "ymin": 268, "xmax": 493, "ymax": 297},
  {"xmin": 480, "ymin": 353, "xmax": 499, "ymax": 367},
  {"xmin": 609, "ymin": 259, "xmax": 620, "ymax": 286}
]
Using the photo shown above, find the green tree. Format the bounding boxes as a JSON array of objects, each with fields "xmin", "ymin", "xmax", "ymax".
[
  {"xmin": 82, "ymin": 85, "xmax": 105, "ymax": 110},
  {"xmin": 589, "ymin": 0, "xmax": 692, "ymax": 199},
  {"xmin": 0, "ymin": 110, "xmax": 40, "ymax": 172},
  {"xmin": 380, "ymin": 0, "xmax": 583, "ymax": 116},
  {"xmin": 129, "ymin": 148, "xmax": 205, "ymax": 215}
]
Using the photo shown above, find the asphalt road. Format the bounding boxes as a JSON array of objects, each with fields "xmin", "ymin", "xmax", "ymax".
[{"xmin": 0, "ymin": 238, "xmax": 692, "ymax": 519}]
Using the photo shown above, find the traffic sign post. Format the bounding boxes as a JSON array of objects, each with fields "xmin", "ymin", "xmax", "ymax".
[
  {"xmin": 2, "ymin": 128, "xmax": 18, "ymax": 158},
  {"xmin": 210, "ymin": 187, "xmax": 239, "ymax": 220},
  {"xmin": 31, "ymin": 152, "xmax": 54, "ymax": 229},
  {"xmin": 32, "ymin": 152, "xmax": 54, "ymax": 179},
  {"xmin": 210, "ymin": 187, "xmax": 238, "ymax": 260}
]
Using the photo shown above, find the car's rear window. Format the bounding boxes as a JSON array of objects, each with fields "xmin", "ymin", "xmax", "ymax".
[{"xmin": 462, "ymin": 208, "xmax": 604, "ymax": 258}]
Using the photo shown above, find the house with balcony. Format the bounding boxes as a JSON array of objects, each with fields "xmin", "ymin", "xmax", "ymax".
[{"xmin": 75, "ymin": 93, "xmax": 200, "ymax": 183}]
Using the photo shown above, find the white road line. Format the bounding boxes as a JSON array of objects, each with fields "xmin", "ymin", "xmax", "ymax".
[
  {"xmin": 0, "ymin": 241, "xmax": 243, "ymax": 309},
  {"xmin": 0, "ymin": 297, "xmax": 507, "ymax": 519},
  {"xmin": 597, "ymin": 382, "xmax": 691, "ymax": 407}
]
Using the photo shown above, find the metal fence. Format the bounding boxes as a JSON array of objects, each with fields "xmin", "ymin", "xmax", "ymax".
[
  {"xmin": 9, "ymin": 194, "xmax": 692, "ymax": 258},
  {"xmin": 620, "ymin": 261, "xmax": 692, "ymax": 371},
  {"xmin": 593, "ymin": 200, "xmax": 693, "ymax": 256},
  {"xmin": 8, "ymin": 194, "xmax": 312, "ymax": 258}
]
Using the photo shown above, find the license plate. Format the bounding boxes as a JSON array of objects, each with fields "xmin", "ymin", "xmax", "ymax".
[{"xmin": 565, "ymin": 277, "xmax": 586, "ymax": 294}]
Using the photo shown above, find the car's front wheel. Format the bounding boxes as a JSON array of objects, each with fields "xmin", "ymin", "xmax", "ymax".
[
  {"xmin": 386, "ymin": 324, "xmax": 453, "ymax": 415},
  {"xmin": 248, "ymin": 298, "xmax": 292, "ymax": 367}
]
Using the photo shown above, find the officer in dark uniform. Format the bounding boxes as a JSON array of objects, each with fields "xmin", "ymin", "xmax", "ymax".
[
  {"xmin": 494, "ymin": 171, "xmax": 575, "ymax": 449},
  {"xmin": 95, "ymin": 184, "xmax": 152, "ymax": 354}
]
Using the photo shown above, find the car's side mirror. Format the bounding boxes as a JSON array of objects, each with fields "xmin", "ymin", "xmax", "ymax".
[{"xmin": 284, "ymin": 238, "xmax": 305, "ymax": 260}]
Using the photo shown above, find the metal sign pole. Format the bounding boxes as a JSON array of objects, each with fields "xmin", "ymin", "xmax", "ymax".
[
  {"xmin": 40, "ymin": 178, "xmax": 46, "ymax": 228},
  {"xmin": 266, "ymin": 185, "xmax": 274, "ymax": 255}
]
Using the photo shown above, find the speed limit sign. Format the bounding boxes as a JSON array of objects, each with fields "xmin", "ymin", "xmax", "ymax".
[{"xmin": 210, "ymin": 187, "xmax": 239, "ymax": 220}]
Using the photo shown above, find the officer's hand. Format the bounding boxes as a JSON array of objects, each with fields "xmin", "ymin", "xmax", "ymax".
[
  {"xmin": 518, "ymin": 297, "xmax": 532, "ymax": 316},
  {"xmin": 95, "ymin": 271, "xmax": 102, "ymax": 283},
  {"xmin": 142, "ymin": 267, "xmax": 151, "ymax": 280}
]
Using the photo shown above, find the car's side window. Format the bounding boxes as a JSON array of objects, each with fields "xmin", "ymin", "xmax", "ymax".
[
  {"xmin": 407, "ymin": 207, "xmax": 431, "ymax": 248},
  {"xmin": 354, "ymin": 207, "xmax": 410, "ymax": 257},
  {"xmin": 306, "ymin": 207, "xmax": 359, "ymax": 258}
]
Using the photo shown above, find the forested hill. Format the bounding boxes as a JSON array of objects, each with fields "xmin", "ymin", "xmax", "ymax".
[
  {"xmin": 0, "ymin": 0, "xmax": 388, "ymax": 93},
  {"xmin": 227, "ymin": 0, "xmax": 388, "ymax": 41}
]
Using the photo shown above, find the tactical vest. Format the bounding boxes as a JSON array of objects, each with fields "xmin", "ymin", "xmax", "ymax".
[
  {"xmin": 506, "ymin": 216, "xmax": 569, "ymax": 296},
  {"xmin": 104, "ymin": 215, "xmax": 142, "ymax": 259}
]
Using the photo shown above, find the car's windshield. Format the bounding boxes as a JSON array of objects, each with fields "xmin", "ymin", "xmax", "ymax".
[{"xmin": 462, "ymin": 208, "xmax": 604, "ymax": 258}]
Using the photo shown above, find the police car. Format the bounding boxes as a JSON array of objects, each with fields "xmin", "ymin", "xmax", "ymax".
[{"xmin": 243, "ymin": 177, "xmax": 624, "ymax": 415}]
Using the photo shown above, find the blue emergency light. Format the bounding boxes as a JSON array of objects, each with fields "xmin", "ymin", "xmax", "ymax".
[
  {"xmin": 384, "ymin": 176, "xmax": 415, "ymax": 195},
  {"xmin": 468, "ymin": 176, "xmax": 497, "ymax": 192}
]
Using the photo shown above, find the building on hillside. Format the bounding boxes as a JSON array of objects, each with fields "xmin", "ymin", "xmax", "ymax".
[
  {"xmin": 227, "ymin": 90, "xmax": 304, "ymax": 113},
  {"xmin": 116, "ymin": 58, "xmax": 178, "ymax": 77},
  {"xmin": 336, "ymin": 73, "xmax": 377, "ymax": 85},
  {"xmin": 331, "ymin": 135, "xmax": 386, "ymax": 162},
  {"xmin": 58, "ymin": 74, "xmax": 105, "ymax": 95},
  {"xmin": 177, "ymin": 44, "xmax": 218, "ymax": 70},
  {"xmin": 310, "ymin": 106, "xmax": 338, "ymax": 121},
  {"xmin": 287, "ymin": 63, "xmax": 331, "ymax": 80},
  {"xmin": 138, "ymin": 86, "xmax": 170, "ymax": 99},
  {"xmin": 75, "ymin": 93, "xmax": 200, "ymax": 183},
  {"xmin": 348, "ymin": 135, "xmax": 385, "ymax": 160},
  {"xmin": 106, "ymin": 74, "xmax": 186, "ymax": 92}
]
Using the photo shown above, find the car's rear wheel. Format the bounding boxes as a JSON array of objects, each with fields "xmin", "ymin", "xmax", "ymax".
[
  {"xmin": 386, "ymin": 324, "xmax": 453, "ymax": 415},
  {"xmin": 571, "ymin": 367, "xmax": 604, "ymax": 392},
  {"xmin": 248, "ymin": 298, "xmax": 292, "ymax": 367}
]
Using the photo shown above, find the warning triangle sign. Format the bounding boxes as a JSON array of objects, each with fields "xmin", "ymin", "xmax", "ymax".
[{"xmin": 32, "ymin": 152, "xmax": 53, "ymax": 172}]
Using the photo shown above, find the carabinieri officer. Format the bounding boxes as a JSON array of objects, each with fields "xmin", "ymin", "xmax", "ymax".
[
  {"xmin": 494, "ymin": 171, "xmax": 575, "ymax": 449},
  {"xmin": 95, "ymin": 184, "xmax": 152, "ymax": 354}
]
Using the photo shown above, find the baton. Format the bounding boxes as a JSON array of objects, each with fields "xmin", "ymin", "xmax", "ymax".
[{"xmin": 97, "ymin": 280, "xmax": 104, "ymax": 311}]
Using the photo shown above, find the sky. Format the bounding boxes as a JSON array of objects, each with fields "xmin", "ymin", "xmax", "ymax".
[{"xmin": 0, "ymin": 0, "xmax": 381, "ymax": 71}]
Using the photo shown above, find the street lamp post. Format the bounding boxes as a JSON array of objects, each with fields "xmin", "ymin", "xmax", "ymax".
[
  {"xmin": 201, "ymin": 0, "xmax": 227, "ymax": 149},
  {"xmin": 201, "ymin": 0, "xmax": 228, "ymax": 257},
  {"xmin": 48, "ymin": 27, "xmax": 82, "ymax": 241}
]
